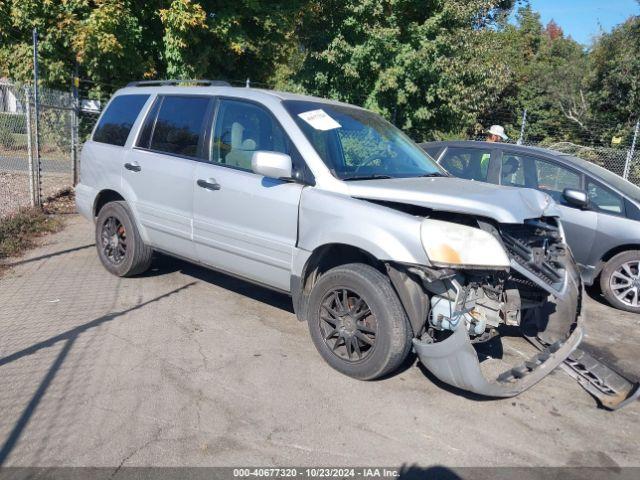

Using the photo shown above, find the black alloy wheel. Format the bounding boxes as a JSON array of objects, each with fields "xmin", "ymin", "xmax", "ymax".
[
  {"xmin": 100, "ymin": 216, "xmax": 127, "ymax": 265},
  {"xmin": 319, "ymin": 288, "xmax": 377, "ymax": 362}
]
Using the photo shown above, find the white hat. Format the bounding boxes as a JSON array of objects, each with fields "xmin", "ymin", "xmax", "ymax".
[{"xmin": 487, "ymin": 125, "xmax": 508, "ymax": 140}]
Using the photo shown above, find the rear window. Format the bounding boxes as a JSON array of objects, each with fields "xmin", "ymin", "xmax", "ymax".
[{"xmin": 93, "ymin": 95, "xmax": 149, "ymax": 146}]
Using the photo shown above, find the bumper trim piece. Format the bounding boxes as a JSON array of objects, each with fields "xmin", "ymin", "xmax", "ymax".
[
  {"xmin": 528, "ymin": 341, "xmax": 640, "ymax": 410},
  {"xmin": 412, "ymin": 314, "xmax": 583, "ymax": 398}
]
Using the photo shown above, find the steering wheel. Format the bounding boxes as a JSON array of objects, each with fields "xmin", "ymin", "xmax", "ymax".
[{"xmin": 354, "ymin": 156, "xmax": 385, "ymax": 173}]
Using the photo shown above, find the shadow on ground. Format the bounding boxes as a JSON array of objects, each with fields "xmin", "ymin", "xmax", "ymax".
[
  {"xmin": 147, "ymin": 253, "xmax": 294, "ymax": 314},
  {"xmin": 0, "ymin": 282, "xmax": 195, "ymax": 465}
]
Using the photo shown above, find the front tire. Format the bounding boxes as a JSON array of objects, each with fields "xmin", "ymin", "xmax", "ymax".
[
  {"xmin": 95, "ymin": 201, "xmax": 153, "ymax": 277},
  {"xmin": 600, "ymin": 250, "xmax": 640, "ymax": 313},
  {"xmin": 306, "ymin": 263, "xmax": 412, "ymax": 380}
]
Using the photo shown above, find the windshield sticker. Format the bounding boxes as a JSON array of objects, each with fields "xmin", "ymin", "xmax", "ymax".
[{"xmin": 297, "ymin": 109, "xmax": 341, "ymax": 131}]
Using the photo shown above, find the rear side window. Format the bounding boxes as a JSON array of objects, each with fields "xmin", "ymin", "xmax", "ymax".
[
  {"xmin": 423, "ymin": 146, "xmax": 442, "ymax": 160},
  {"xmin": 145, "ymin": 96, "xmax": 211, "ymax": 158},
  {"xmin": 93, "ymin": 95, "xmax": 149, "ymax": 146},
  {"xmin": 440, "ymin": 147, "xmax": 491, "ymax": 181}
]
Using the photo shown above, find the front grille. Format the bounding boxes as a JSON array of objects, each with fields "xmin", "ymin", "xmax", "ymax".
[{"xmin": 500, "ymin": 218, "xmax": 566, "ymax": 287}]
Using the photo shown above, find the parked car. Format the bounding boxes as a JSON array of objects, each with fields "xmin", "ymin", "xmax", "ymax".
[
  {"xmin": 77, "ymin": 81, "xmax": 584, "ymax": 398},
  {"xmin": 422, "ymin": 141, "xmax": 640, "ymax": 314}
]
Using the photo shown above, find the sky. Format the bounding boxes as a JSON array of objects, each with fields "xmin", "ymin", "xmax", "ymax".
[{"xmin": 521, "ymin": 0, "xmax": 639, "ymax": 45}]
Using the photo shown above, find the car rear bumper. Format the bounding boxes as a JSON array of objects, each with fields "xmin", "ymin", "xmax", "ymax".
[{"xmin": 75, "ymin": 183, "xmax": 97, "ymax": 222}]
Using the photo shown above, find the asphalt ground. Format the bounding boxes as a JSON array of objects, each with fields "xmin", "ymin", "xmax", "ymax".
[{"xmin": 0, "ymin": 215, "xmax": 638, "ymax": 468}]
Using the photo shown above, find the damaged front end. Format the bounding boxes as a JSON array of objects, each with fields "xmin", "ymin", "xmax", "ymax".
[{"xmin": 392, "ymin": 216, "xmax": 584, "ymax": 398}]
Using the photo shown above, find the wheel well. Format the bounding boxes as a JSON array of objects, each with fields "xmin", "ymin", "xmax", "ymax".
[
  {"xmin": 94, "ymin": 190, "xmax": 125, "ymax": 217},
  {"xmin": 301, "ymin": 244, "xmax": 383, "ymax": 295},
  {"xmin": 590, "ymin": 243, "xmax": 640, "ymax": 285},
  {"xmin": 601, "ymin": 244, "xmax": 640, "ymax": 263}
]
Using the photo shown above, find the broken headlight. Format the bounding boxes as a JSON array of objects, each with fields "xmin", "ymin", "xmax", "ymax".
[{"xmin": 420, "ymin": 219, "xmax": 510, "ymax": 269}]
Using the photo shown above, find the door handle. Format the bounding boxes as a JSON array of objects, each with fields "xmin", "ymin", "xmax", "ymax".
[
  {"xmin": 124, "ymin": 162, "xmax": 141, "ymax": 172},
  {"xmin": 197, "ymin": 178, "xmax": 221, "ymax": 191}
]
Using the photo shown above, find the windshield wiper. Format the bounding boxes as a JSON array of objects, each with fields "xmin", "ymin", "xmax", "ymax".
[
  {"xmin": 419, "ymin": 172, "xmax": 448, "ymax": 178},
  {"xmin": 342, "ymin": 174, "xmax": 393, "ymax": 181}
]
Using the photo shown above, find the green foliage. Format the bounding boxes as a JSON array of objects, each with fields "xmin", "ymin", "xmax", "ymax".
[
  {"xmin": 0, "ymin": 0, "xmax": 305, "ymax": 92},
  {"xmin": 289, "ymin": 0, "xmax": 515, "ymax": 141},
  {"xmin": 0, "ymin": 113, "xmax": 27, "ymax": 134},
  {"xmin": 0, "ymin": 1, "xmax": 638, "ymax": 149},
  {"xmin": 587, "ymin": 16, "xmax": 640, "ymax": 141}
]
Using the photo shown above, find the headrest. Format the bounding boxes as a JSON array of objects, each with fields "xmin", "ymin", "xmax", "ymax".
[
  {"xmin": 241, "ymin": 138, "xmax": 256, "ymax": 150},
  {"xmin": 231, "ymin": 122, "xmax": 244, "ymax": 149}
]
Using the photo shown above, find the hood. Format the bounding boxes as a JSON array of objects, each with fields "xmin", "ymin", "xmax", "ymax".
[{"xmin": 346, "ymin": 177, "xmax": 558, "ymax": 224}]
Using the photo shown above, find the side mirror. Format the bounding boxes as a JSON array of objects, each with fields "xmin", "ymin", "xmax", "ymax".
[
  {"xmin": 562, "ymin": 188, "xmax": 588, "ymax": 208},
  {"xmin": 251, "ymin": 151, "xmax": 293, "ymax": 180}
]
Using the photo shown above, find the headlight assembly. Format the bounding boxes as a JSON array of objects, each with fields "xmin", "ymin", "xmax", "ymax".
[{"xmin": 420, "ymin": 219, "xmax": 510, "ymax": 269}]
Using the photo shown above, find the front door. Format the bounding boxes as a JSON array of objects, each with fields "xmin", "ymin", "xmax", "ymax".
[
  {"xmin": 124, "ymin": 94, "xmax": 213, "ymax": 260},
  {"xmin": 193, "ymin": 98, "xmax": 304, "ymax": 291}
]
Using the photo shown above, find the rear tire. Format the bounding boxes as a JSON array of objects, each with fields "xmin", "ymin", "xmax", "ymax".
[
  {"xmin": 306, "ymin": 263, "xmax": 412, "ymax": 380},
  {"xmin": 95, "ymin": 201, "xmax": 152, "ymax": 277},
  {"xmin": 600, "ymin": 250, "xmax": 640, "ymax": 313}
]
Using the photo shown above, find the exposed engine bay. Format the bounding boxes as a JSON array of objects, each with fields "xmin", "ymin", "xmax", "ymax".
[{"xmin": 386, "ymin": 212, "xmax": 639, "ymax": 408}]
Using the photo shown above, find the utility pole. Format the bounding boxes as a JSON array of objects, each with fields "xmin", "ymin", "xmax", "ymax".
[
  {"xmin": 72, "ymin": 62, "xmax": 79, "ymax": 185},
  {"xmin": 32, "ymin": 27, "xmax": 42, "ymax": 206},
  {"xmin": 517, "ymin": 109, "xmax": 527, "ymax": 145},
  {"xmin": 24, "ymin": 87, "xmax": 35, "ymax": 207},
  {"xmin": 623, "ymin": 119, "xmax": 639, "ymax": 180}
]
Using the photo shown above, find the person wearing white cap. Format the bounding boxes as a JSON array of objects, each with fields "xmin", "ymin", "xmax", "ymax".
[
  {"xmin": 486, "ymin": 125, "xmax": 508, "ymax": 142},
  {"xmin": 480, "ymin": 125, "xmax": 508, "ymax": 178}
]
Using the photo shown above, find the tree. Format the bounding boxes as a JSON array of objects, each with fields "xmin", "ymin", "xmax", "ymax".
[
  {"xmin": 483, "ymin": 4, "xmax": 589, "ymax": 144},
  {"xmin": 288, "ymin": 0, "xmax": 515, "ymax": 140},
  {"xmin": 545, "ymin": 20, "xmax": 563, "ymax": 40},
  {"xmin": 0, "ymin": 0, "xmax": 307, "ymax": 93},
  {"xmin": 586, "ymin": 15, "xmax": 640, "ymax": 144}
]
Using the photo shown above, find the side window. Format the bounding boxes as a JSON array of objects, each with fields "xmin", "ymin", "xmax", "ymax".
[
  {"xmin": 423, "ymin": 146, "xmax": 442, "ymax": 160},
  {"xmin": 501, "ymin": 154, "xmax": 527, "ymax": 187},
  {"xmin": 439, "ymin": 147, "xmax": 491, "ymax": 181},
  {"xmin": 501, "ymin": 153, "xmax": 581, "ymax": 204},
  {"xmin": 211, "ymin": 99, "xmax": 288, "ymax": 171},
  {"xmin": 147, "ymin": 96, "xmax": 211, "ymax": 158},
  {"xmin": 533, "ymin": 157, "xmax": 581, "ymax": 203},
  {"xmin": 93, "ymin": 94, "xmax": 149, "ymax": 146},
  {"xmin": 587, "ymin": 180, "xmax": 625, "ymax": 215}
]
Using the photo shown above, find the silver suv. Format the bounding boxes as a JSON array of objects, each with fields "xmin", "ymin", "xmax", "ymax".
[{"xmin": 76, "ymin": 80, "xmax": 583, "ymax": 398}]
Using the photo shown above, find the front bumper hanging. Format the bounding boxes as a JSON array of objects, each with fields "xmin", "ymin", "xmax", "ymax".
[
  {"xmin": 412, "ymin": 313, "xmax": 583, "ymax": 398},
  {"xmin": 413, "ymin": 251, "xmax": 589, "ymax": 399}
]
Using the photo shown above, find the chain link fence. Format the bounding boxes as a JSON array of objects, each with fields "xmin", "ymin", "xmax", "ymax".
[
  {"xmin": 0, "ymin": 81, "xmax": 34, "ymax": 218},
  {"xmin": 0, "ymin": 80, "xmax": 77, "ymax": 218}
]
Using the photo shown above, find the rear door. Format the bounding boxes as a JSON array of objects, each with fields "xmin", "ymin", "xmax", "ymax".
[
  {"xmin": 124, "ymin": 94, "xmax": 213, "ymax": 259},
  {"xmin": 437, "ymin": 145, "xmax": 499, "ymax": 183},
  {"xmin": 192, "ymin": 98, "xmax": 305, "ymax": 291},
  {"xmin": 498, "ymin": 151, "xmax": 597, "ymax": 266}
]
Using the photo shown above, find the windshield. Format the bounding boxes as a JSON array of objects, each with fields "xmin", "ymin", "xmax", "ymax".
[{"xmin": 283, "ymin": 100, "xmax": 445, "ymax": 180}]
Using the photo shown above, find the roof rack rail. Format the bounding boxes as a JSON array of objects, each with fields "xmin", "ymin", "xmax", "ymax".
[{"xmin": 126, "ymin": 79, "xmax": 232, "ymax": 87}]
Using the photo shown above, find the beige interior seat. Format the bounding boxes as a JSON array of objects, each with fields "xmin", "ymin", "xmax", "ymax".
[{"xmin": 225, "ymin": 122, "xmax": 256, "ymax": 170}]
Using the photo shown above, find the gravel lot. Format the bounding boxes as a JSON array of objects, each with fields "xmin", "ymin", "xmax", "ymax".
[
  {"xmin": 0, "ymin": 171, "xmax": 73, "ymax": 218},
  {"xmin": 0, "ymin": 215, "xmax": 638, "ymax": 468}
]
